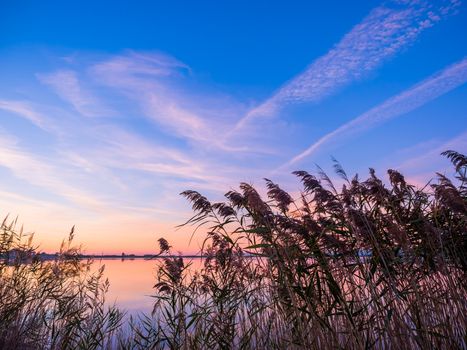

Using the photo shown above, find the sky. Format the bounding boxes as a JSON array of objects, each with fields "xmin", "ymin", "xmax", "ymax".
[{"xmin": 0, "ymin": 0, "xmax": 466, "ymax": 254}]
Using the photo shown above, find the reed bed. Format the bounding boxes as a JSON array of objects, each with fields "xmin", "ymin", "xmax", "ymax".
[
  {"xmin": 1, "ymin": 150, "xmax": 466, "ymax": 349},
  {"xmin": 0, "ymin": 224, "xmax": 123, "ymax": 349}
]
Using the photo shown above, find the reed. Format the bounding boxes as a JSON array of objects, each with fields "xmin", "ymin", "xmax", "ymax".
[
  {"xmin": 0, "ymin": 222, "xmax": 123, "ymax": 349},
  {"xmin": 1, "ymin": 150, "xmax": 465, "ymax": 349}
]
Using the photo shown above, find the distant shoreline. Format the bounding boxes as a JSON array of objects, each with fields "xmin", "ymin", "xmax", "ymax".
[
  {"xmin": 1, "ymin": 251, "xmax": 260, "ymax": 263},
  {"xmin": 40, "ymin": 253, "xmax": 207, "ymax": 260},
  {"xmin": 82, "ymin": 254, "xmax": 205, "ymax": 259}
]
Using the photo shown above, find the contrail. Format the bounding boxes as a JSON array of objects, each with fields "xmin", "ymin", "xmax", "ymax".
[{"xmin": 278, "ymin": 57, "xmax": 467, "ymax": 171}]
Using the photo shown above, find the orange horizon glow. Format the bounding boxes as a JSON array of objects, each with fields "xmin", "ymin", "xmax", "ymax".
[{"xmin": 0, "ymin": 192, "xmax": 205, "ymax": 255}]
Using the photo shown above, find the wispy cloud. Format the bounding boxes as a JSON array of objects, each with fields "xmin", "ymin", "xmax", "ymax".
[
  {"xmin": 92, "ymin": 50, "xmax": 190, "ymax": 78},
  {"xmin": 0, "ymin": 99, "xmax": 53, "ymax": 132},
  {"xmin": 279, "ymin": 57, "xmax": 467, "ymax": 170},
  {"xmin": 91, "ymin": 52, "xmax": 261, "ymax": 152},
  {"xmin": 35, "ymin": 51, "xmax": 256, "ymax": 159},
  {"xmin": 376, "ymin": 131, "xmax": 467, "ymax": 187},
  {"xmin": 234, "ymin": 0, "xmax": 461, "ymax": 131},
  {"xmin": 0, "ymin": 130, "xmax": 115, "ymax": 212},
  {"xmin": 396, "ymin": 130, "xmax": 467, "ymax": 173},
  {"xmin": 37, "ymin": 70, "xmax": 113, "ymax": 118},
  {"xmin": 83, "ymin": 125, "xmax": 237, "ymax": 190}
]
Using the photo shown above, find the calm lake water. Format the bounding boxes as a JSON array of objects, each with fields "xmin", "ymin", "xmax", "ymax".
[{"xmin": 93, "ymin": 258, "xmax": 204, "ymax": 315}]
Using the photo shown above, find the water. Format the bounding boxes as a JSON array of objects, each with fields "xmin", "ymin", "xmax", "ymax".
[{"xmin": 93, "ymin": 258, "xmax": 204, "ymax": 315}]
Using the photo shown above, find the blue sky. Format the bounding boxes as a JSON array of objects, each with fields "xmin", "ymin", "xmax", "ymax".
[{"xmin": 0, "ymin": 0, "xmax": 466, "ymax": 253}]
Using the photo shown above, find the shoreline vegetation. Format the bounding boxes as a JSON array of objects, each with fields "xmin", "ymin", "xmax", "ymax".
[{"xmin": 1, "ymin": 150, "xmax": 466, "ymax": 349}]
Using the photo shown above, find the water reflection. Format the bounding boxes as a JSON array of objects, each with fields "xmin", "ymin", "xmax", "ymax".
[{"xmin": 94, "ymin": 258, "xmax": 204, "ymax": 314}]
